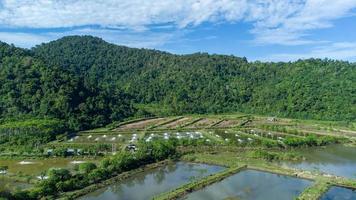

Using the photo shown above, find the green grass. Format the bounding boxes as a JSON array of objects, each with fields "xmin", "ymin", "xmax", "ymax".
[
  {"xmin": 297, "ymin": 179, "xmax": 331, "ymax": 200},
  {"xmin": 0, "ymin": 157, "xmax": 99, "ymax": 176}
]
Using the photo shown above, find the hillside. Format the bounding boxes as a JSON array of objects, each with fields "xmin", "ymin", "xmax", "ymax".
[
  {"xmin": 0, "ymin": 36, "xmax": 355, "ymax": 134},
  {"xmin": 0, "ymin": 40, "xmax": 135, "ymax": 132}
]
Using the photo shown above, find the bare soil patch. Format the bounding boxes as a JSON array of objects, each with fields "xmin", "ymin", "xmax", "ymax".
[
  {"xmin": 160, "ymin": 117, "xmax": 192, "ymax": 129},
  {"xmin": 216, "ymin": 120, "xmax": 241, "ymax": 128},
  {"xmin": 116, "ymin": 118, "xmax": 165, "ymax": 130},
  {"xmin": 186, "ymin": 118, "xmax": 220, "ymax": 128}
]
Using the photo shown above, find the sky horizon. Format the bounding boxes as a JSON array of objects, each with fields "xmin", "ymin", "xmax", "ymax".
[{"xmin": 0, "ymin": 0, "xmax": 356, "ymax": 62}]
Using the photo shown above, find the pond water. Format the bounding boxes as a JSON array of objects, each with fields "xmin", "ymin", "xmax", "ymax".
[
  {"xmin": 320, "ymin": 186, "xmax": 356, "ymax": 200},
  {"xmin": 0, "ymin": 158, "xmax": 97, "ymax": 175},
  {"xmin": 0, "ymin": 177, "xmax": 33, "ymax": 190},
  {"xmin": 81, "ymin": 162, "xmax": 224, "ymax": 200},
  {"xmin": 182, "ymin": 169, "xmax": 312, "ymax": 200},
  {"xmin": 281, "ymin": 145, "xmax": 356, "ymax": 179}
]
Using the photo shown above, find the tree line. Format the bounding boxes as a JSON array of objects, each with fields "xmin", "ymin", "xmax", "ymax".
[
  {"xmin": 0, "ymin": 36, "xmax": 355, "ymax": 145},
  {"xmin": 0, "ymin": 139, "xmax": 178, "ymax": 199}
]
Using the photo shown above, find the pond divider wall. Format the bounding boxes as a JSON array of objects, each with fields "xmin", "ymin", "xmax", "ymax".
[
  {"xmin": 152, "ymin": 165, "xmax": 247, "ymax": 200},
  {"xmin": 297, "ymin": 180, "xmax": 331, "ymax": 200},
  {"xmin": 57, "ymin": 160, "xmax": 172, "ymax": 200}
]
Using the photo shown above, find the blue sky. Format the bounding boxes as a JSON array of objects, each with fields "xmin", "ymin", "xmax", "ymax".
[{"xmin": 0, "ymin": 0, "xmax": 356, "ymax": 62}]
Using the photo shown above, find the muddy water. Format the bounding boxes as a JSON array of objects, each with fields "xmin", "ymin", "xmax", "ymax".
[{"xmin": 0, "ymin": 158, "xmax": 96, "ymax": 175}]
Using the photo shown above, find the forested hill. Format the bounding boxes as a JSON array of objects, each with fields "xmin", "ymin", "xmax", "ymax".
[{"xmin": 1, "ymin": 36, "xmax": 355, "ymax": 131}]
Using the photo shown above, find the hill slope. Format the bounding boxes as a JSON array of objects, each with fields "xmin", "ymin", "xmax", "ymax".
[
  {"xmin": 0, "ymin": 40, "xmax": 135, "ymax": 131},
  {"xmin": 0, "ymin": 35, "xmax": 354, "ymax": 134},
  {"xmin": 32, "ymin": 36, "xmax": 355, "ymax": 121}
]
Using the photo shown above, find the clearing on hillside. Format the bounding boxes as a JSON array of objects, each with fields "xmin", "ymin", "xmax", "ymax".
[
  {"xmin": 158, "ymin": 117, "xmax": 193, "ymax": 129},
  {"xmin": 115, "ymin": 118, "xmax": 166, "ymax": 130},
  {"xmin": 186, "ymin": 118, "xmax": 221, "ymax": 128},
  {"xmin": 216, "ymin": 119, "xmax": 241, "ymax": 128}
]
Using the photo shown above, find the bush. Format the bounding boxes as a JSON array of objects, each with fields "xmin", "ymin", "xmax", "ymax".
[
  {"xmin": 78, "ymin": 162, "xmax": 97, "ymax": 174},
  {"xmin": 12, "ymin": 139, "xmax": 180, "ymax": 199}
]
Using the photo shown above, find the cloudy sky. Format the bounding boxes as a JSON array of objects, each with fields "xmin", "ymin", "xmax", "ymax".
[{"xmin": 0, "ymin": 0, "xmax": 356, "ymax": 61}]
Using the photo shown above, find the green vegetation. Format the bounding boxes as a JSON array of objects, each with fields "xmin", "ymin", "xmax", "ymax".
[
  {"xmin": 34, "ymin": 36, "xmax": 356, "ymax": 121},
  {"xmin": 77, "ymin": 162, "xmax": 97, "ymax": 174},
  {"xmin": 248, "ymin": 149, "xmax": 302, "ymax": 161},
  {"xmin": 0, "ymin": 40, "xmax": 135, "ymax": 133},
  {"xmin": 283, "ymin": 134, "xmax": 342, "ymax": 147},
  {"xmin": 0, "ymin": 158, "xmax": 97, "ymax": 176},
  {"xmin": 0, "ymin": 35, "xmax": 355, "ymax": 199},
  {"xmin": 1, "ymin": 36, "xmax": 355, "ymax": 153},
  {"xmin": 1, "ymin": 36, "xmax": 355, "ymax": 130},
  {"xmin": 0, "ymin": 119, "xmax": 65, "ymax": 153},
  {"xmin": 297, "ymin": 180, "xmax": 331, "ymax": 200},
  {"xmin": 3, "ymin": 139, "xmax": 178, "ymax": 199},
  {"xmin": 59, "ymin": 160, "xmax": 171, "ymax": 200},
  {"xmin": 44, "ymin": 143, "xmax": 112, "ymax": 157}
]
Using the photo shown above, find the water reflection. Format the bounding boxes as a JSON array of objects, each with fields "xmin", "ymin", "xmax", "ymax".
[
  {"xmin": 182, "ymin": 169, "xmax": 312, "ymax": 200},
  {"xmin": 81, "ymin": 162, "xmax": 223, "ymax": 200},
  {"xmin": 321, "ymin": 186, "xmax": 356, "ymax": 200},
  {"xmin": 281, "ymin": 145, "xmax": 356, "ymax": 179}
]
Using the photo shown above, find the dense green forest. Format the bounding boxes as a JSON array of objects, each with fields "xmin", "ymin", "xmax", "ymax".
[{"xmin": 0, "ymin": 36, "xmax": 355, "ymax": 140}]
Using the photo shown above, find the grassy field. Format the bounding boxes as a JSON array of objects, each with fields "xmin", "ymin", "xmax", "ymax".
[{"xmin": 0, "ymin": 157, "xmax": 100, "ymax": 176}]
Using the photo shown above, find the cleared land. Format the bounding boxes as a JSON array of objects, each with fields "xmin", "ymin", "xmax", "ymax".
[
  {"xmin": 216, "ymin": 119, "xmax": 241, "ymax": 128},
  {"xmin": 115, "ymin": 118, "xmax": 166, "ymax": 130},
  {"xmin": 185, "ymin": 118, "xmax": 220, "ymax": 128},
  {"xmin": 158, "ymin": 117, "xmax": 192, "ymax": 129}
]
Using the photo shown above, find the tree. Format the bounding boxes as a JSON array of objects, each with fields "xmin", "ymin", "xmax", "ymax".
[
  {"xmin": 47, "ymin": 168, "xmax": 71, "ymax": 182},
  {"xmin": 78, "ymin": 162, "xmax": 97, "ymax": 174}
]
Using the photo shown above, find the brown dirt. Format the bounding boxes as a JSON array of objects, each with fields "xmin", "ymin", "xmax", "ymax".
[
  {"xmin": 160, "ymin": 117, "xmax": 192, "ymax": 129},
  {"xmin": 116, "ymin": 118, "xmax": 166, "ymax": 130},
  {"xmin": 216, "ymin": 120, "xmax": 241, "ymax": 128},
  {"xmin": 186, "ymin": 118, "xmax": 220, "ymax": 128}
]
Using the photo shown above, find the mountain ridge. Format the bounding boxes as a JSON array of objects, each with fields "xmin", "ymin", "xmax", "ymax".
[{"xmin": 0, "ymin": 35, "xmax": 354, "ymax": 132}]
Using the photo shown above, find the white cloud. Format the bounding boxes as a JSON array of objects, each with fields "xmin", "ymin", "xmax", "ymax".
[
  {"xmin": 0, "ymin": 28, "xmax": 186, "ymax": 49},
  {"xmin": 0, "ymin": 0, "xmax": 355, "ymax": 46},
  {"xmin": 248, "ymin": 0, "xmax": 356, "ymax": 45},
  {"xmin": 0, "ymin": 0, "xmax": 249, "ymax": 29},
  {"xmin": 67, "ymin": 28, "xmax": 186, "ymax": 48},
  {"xmin": 0, "ymin": 32, "xmax": 51, "ymax": 47},
  {"xmin": 262, "ymin": 42, "xmax": 356, "ymax": 61}
]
